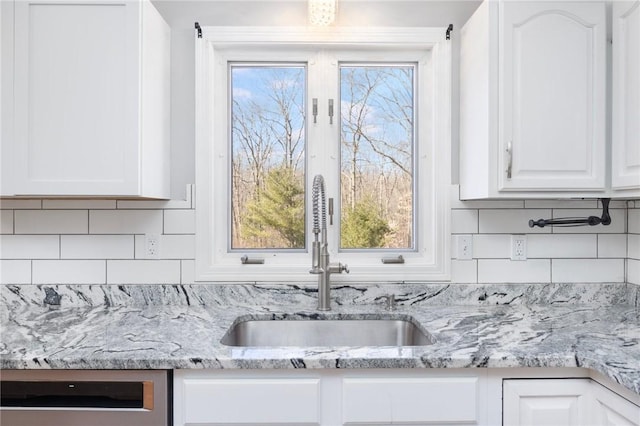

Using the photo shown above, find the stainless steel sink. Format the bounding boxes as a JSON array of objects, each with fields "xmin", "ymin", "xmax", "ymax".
[{"xmin": 221, "ymin": 317, "xmax": 435, "ymax": 347}]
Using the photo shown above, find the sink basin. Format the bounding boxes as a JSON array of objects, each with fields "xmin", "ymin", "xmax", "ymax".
[{"xmin": 221, "ymin": 317, "xmax": 435, "ymax": 347}]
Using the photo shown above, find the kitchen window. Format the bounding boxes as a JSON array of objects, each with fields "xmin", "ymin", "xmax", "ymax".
[{"xmin": 195, "ymin": 27, "xmax": 451, "ymax": 282}]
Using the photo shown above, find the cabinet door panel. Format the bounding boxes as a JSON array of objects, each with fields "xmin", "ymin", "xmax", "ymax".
[
  {"xmin": 503, "ymin": 379, "xmax": 590, "ymax": 426},
  {"xmin": 342, "ymin": 377, "xmax": 478, "ymax": 424},
  {"xmin": 499, "ymin": 2, "xmax": 606, "ymax": 191},
  {"xmin": 181, "ymin": 378, "xmax": 321, "ymax": 425},
  {"xmin": 612, "ymin": 1, "xmax": 640, "ymax": 191},
  {"xmin": 591, "ymin": 381, "xmax": 640, "ymax": 426},
  {"xmin": 13, "ymin": 1, "xmax": 139, "ymax": 195}
]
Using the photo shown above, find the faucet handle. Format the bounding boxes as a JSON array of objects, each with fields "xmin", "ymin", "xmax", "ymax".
[{"xmin": 329, "ymin": 262, "xmax": 349, "ymax": 274}]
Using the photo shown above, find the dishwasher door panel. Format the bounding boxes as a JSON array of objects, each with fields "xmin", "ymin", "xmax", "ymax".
[{"xmin": 0, "ymin": 370, "xmax": 169, "ymax": 426}]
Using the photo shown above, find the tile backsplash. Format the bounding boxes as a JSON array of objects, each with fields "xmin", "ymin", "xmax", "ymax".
[{"xmin": 0, "ymin": 185, "xmax": 638, "ymax": 286}]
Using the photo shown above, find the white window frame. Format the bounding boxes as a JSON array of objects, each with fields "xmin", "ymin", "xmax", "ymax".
[{"xmin": 195, "ymin": 26, "xmax": 451, "ymax": 283}]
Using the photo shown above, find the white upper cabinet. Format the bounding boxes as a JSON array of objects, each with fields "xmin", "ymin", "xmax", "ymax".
[
  {"xmin": 3, "ymin": 0, "xmax": 170, "ymax": 198},
  {"xmin": 460, "ymin": 1, "xmax": 607, "ymax": 199},
  {"xmin": 612, "ymin": 1, "xmax": 640, "ymax": 196}
]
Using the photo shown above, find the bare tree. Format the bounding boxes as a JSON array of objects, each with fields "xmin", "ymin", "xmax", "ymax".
[{"xmin": 340, "ymin": 65, "xmax": 414, "ymax": 249}]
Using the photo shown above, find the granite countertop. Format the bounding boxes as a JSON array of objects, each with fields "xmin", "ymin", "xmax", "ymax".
[{"xmin": 1, "ymin": 283, "xmax": 639, "ymax": 396}]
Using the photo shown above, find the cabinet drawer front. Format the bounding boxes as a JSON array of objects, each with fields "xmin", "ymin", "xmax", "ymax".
[
  {"xmin": 342, "ymin": 377, "xmax": 478, "ymax": 424},
  {"xmin": 182, "ymin": 378, "xmax": 320, "ymax": 425}
]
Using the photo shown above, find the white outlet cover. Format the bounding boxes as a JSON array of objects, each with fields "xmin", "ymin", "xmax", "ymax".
[
  {"xmin": 145, "ymin": 234, "xmax": 160, "ymax": 259},
  {"xmin": 457, "ymin": 235, "xmax": 473, "ymax": 260},
  {"xmin": 510, "ymin": 235, "xmax": 527, "ymax": 261}
]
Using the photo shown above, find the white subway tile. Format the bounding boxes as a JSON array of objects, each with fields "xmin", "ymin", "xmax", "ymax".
[
  {"xmin": 479, "ymin": 209, "xmax": 551, "ymax": 234},
  {"xmin": 528, "ymin": 234, "xmax": 597, "ymax": 259},
  {"xmin": 0, "ymin": 235, "xmax": 59, "ymax": 259},
  {"xmin": 33, "ymin": 260, "xmax": 105, "ymax": 284},
  {"xmin": 164, "ymin": 210, "xmax": 195, "ymax": 234},
  {"xmin": 160, "ymin": 235, "xmax": 195, "ymax": 259},
  {"xmin": 61, "ymin": 235, "xmax": 134, "ymax": 259},
  {"xmin": 107, "ymin": 260, "xmax": 181, "ymax": 284},
  {"xmin": 451, "ymin": 209, "xmax": 478, "ymax": 234},
  {"xmin": 524, "ymin": 200, "xmax": 598, "ymax": 209},
  {"xmin": 134, "ymin": 235, "xmax": 195, "ymax": 259},
  {"xmin": 1, "ymin": 210, "xmax": 13, "ymax": 234},
  {"xmin": 473, "ymin": 235, "xmax": 510, "ymax": 258},
  {"xmin": 181, "ymin": 259, "xmax": 195, "ymax": 284},
  {"xmin": 597, "ymin": 234, "xmax": 627, "ymax": 258},
  {"xmin": 629, "ymin": 209, "xmax": 640, "ymax": 234},
  {"xmin": 478, "ymin": 259, "xmax": 550, "ymax": 283},
  {"xmin": 43, "ymin": 200, "xmax": 116, "ymax": 209},
  {"xmin": 15, "ymin": 210, "xmax": 88, "ymax": 234},
  {"xmin": 628, "ymin": 259, "xmax": 640, "ymax": 285},
  {"xmin": 89, "ymin": 210, "xmax": 162, "ymax": 234},
  {"xmin": 0, "ymin": 199, "xmax": 41, "ymax": 209},
  {"xmin": 628, "ymin": 235, "xmax": 640, "ymax": 260},
  {"xmin": 551, "ymin": 209, "xmax": 626, "ymax": 234},
  {"xmin": 0, "ymin": 260, "xmax": 31, "ymax": 284},
  {"xmin": 552, "ymin": 259, "xmax": 625, "ymax": 283},
  {"xmin": 451, "ymin": 260, "xmax": 477, "ymax": 283}
]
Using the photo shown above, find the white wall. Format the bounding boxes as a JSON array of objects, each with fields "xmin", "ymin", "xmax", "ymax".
[
  {"xmin": 0, "ymin": 1, "xmax": 636, "ymax": 286},
  {"xmin": 161, "ymin": 0, "xmax": 480, "ymax": 197}
]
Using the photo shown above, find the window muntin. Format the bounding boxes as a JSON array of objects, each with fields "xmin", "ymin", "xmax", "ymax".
[
  {"xmin": 229, "ymin": 64, "xmax": 306, "ymax": 250},
  {"xmin": 339, "ymin": 63, "xmax": 416, "ymax": 250}
]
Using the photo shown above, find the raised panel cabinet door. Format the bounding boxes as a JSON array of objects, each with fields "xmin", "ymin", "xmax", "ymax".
[
  {"xmin": 499, "ymin": 2, "xmax": 606, "ymax": 191},
  {"xmin": 591, "ymin": 381, "xmax": 640, "ymax": 426},
  {"xmin": 13, "ymin": 0, "xmax": 140, "ymax": 195},
  {"xmin": 503, "ymin": 379, "xmax": 590, "ymax": 426},
  {"xmin": 612, "ymin": 1, "xmax": 640, "ymax": 192}
]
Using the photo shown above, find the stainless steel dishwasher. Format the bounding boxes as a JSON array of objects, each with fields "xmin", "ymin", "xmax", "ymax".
[{"xmin": 0, "ymin": 370, "xmax": 170, "ymax": 426}]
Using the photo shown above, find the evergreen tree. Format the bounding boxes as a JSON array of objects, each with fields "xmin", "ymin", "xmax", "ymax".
[
  {"xmin": 243, "ymin": 166, "xmax": 305, "ymax": 248},
  {"xmin": 341, "ymin": 197, "xmax": 392, "ymax": 248}
]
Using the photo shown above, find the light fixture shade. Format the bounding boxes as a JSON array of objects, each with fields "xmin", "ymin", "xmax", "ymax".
[{"xmin": 309, "ymin": 0, "xmax": 336, "ymax": 26}]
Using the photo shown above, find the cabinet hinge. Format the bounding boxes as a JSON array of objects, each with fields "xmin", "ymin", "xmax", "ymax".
[
  {"xmin": 195, "ymin": 22, "xmax": 202, "ymax": 39},
  {"xmin": 446, "ymin": 24, "xmax": 453, "ymax": 40}
]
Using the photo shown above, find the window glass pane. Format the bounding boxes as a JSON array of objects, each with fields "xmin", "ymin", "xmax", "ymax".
[
  {"xmin": 230, "ymin": 65, "xmax": 306, "ymax": 250},
  {"xmin": 340, "ymin": 64, "xmax": 415, "ymax": 249}
]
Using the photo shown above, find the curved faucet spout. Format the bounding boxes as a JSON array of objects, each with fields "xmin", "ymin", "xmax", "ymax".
[{"xmin": 311, "ymin": 174, "xmax": 327, "ymax": 236}]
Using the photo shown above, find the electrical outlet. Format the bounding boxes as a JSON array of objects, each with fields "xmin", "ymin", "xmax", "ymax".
[
  {"xmin": 511, "ymin": 235, "xmax": 527, "ymax": 261},
  {"xmin": 457, "ymin": 235, "xmax": 473, "ymax": 260},
  {"xmin": 145, "ymin": 234, "xmax": 160, "ymax": 259}
]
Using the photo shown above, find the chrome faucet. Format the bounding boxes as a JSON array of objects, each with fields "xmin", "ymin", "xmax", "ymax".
[{"xmin": 310, "ymin": 175, "xmax": 348, "ymax": 311}]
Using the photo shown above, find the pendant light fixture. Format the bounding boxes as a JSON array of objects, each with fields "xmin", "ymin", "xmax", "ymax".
[{"xmin": 309, "ymin": 0, "xmax": 336, "ymax": 26}]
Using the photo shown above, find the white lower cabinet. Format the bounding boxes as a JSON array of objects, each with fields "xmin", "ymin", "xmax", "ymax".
[
  {"xmin": 503, "ymin": 379, "xmax": 640, "ymax": 426},
  {"xmin": 174, "ymin": 370, "xmax": 639, "ymax": 426},
  {"xmin": 174, "ymin": 369, "xmax": 487, "ymax": 426}
]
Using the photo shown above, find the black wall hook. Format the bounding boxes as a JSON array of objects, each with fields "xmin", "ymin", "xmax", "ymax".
[{"xmin": 529, "ymin": 198, "xmax": 611, "ymax": 228}]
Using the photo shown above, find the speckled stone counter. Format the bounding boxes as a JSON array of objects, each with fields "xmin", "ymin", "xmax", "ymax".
[{"xmin": 1, "ymin": 283, "xmax": 639, "ymax": 395}]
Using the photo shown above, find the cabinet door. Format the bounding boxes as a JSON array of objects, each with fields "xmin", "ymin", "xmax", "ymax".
[
  {"xmin": 591, "ymin": 381, "xmax": 640, "ymax": 426},
  {"xmin": 178, "ymin": 378, "xmax": 321, "ymax": 425},
  {"xmin": 503, "ymin": 379, "xmax": 591, "ymax": 426},
  {"xmin": 342, "ymin": 377, "xmax": 478, "ymax": 425},
  {"xmin": 612, "ymin": 1, "xmax": 640, "ymax": 192},
  {"xmin": 13, "ymin": 0, "xmax": 140, "ymax": 196},
  {"xmin": 499, "ymin": 2, "xmax": 606, "ymax": 192}
]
